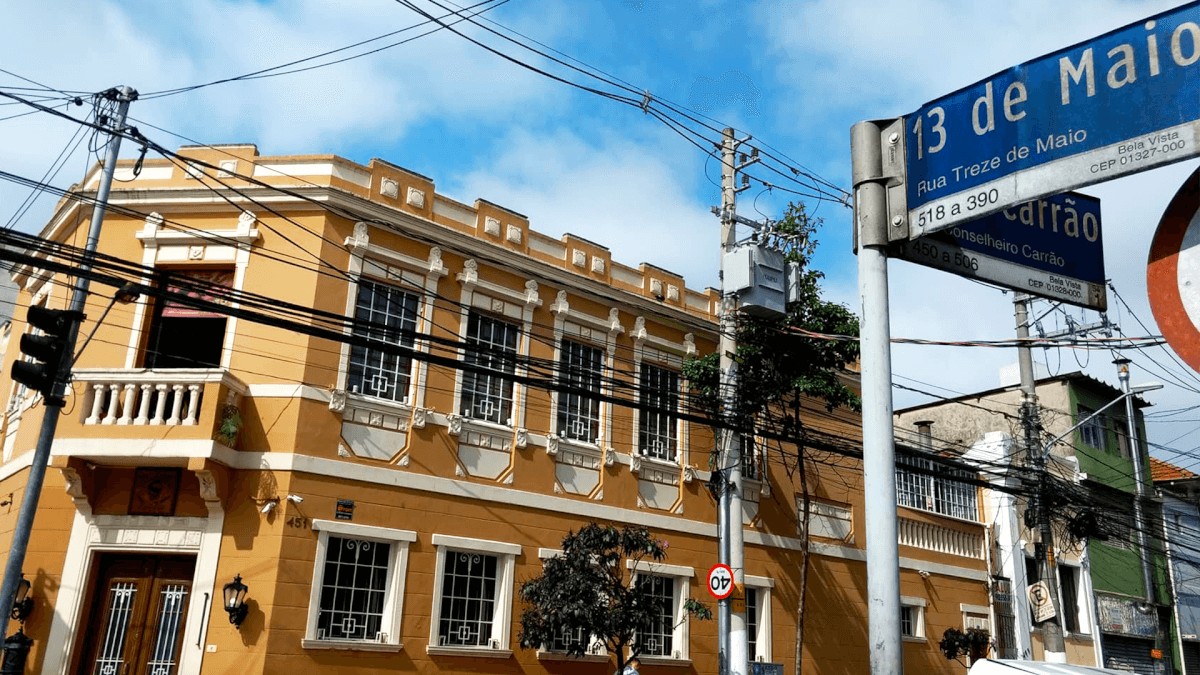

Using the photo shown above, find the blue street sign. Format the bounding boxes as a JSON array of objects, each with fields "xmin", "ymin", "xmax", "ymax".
[
  {"xmin": 904, "ymin": 2, "xmax": 1199, "ymax": 236},
  {"xmin": 897, "ymin": 192, "xmax": 1107, "ymax": 310}
]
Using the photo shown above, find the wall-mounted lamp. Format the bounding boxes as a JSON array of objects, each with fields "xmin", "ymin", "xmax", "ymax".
[
  {"xmin": 222, "ymin": 574, "xmax": 248, "ymax": 628},
  {"xmin": 9, "ymin": 574, "xmax": 32, "ymax": 622}
]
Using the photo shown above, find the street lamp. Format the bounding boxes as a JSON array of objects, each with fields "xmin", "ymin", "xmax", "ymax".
[
  {"xmin": 8, "ymin": 575, "xmax": 30, "ymax": 623},
  {"xmin": 1115, "ymin": 361, "xmax": 1162, "ymax": 613},
  {"xmin": 1042, "ymin": 381, "xmax": 1162, "ymax": 454},
  {"xmin": 222, "ymin": 574, "xmax": 249, "ymax": 628}
]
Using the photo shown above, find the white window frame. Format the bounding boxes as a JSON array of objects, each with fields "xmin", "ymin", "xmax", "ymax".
[
  {"xmin": 427, "ymin": 534, "xmax": 521, "ymax": 657},
  {"xmin": 961, "ymin": 603, "xmax": 991, "ymax": 632},
  {"xmin": 1055, "ymin": 564, "xmax": 1091, "ymax": 635},
  {"xmin": 637, "ymin": 361, "xmax": 681, "ymax": 462},
  {"xmin": 339, "ymin": 227, "xmax": 448, "ymax": 412},
  {"xmin": 901, "ymin": 596, "xmax": 927, "ymax": 641},
  {"xmin": 548, "ymin": 291, "xmax": 624, "ymax": 456},
  {"xmin": 303, "ymin": 520, "xmax": 416, "ymax": 651},
  {"xmin": 744, "ymin": 574, "xmax": 774, "ymax": 663},
  {"xmin": 627, "ymin": 559, "xmax": 694, "ymax": 661},
  {"xmin": 630, "ymin": 316, "xmax": 695, "ymax": 469},
  {"xmin": 345, "ymin": 275, "xmax": 423, "ymax": 405}
]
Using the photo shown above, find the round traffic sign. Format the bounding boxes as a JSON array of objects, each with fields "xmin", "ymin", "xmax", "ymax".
[
  {"xmin": 1147, "ymin": 168, "xmax": 1200, "ymax": 373},
  {"xmin": 706, "ymin": 563, "xmax": 735, "ymax": 600}
]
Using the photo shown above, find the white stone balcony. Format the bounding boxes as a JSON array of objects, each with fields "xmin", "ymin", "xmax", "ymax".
[
  {"xmin": 55, "ymin": 369, "xmax": 249, "ymax": 457},
  {"xmin": 898, "ymin": 515, "xmax": 985, "ymax": 559}
]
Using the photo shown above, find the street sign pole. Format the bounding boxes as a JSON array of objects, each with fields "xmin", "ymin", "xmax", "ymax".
[{"xmin": 852, "ymin": 119, "xmax": 905, "ymax": 675}]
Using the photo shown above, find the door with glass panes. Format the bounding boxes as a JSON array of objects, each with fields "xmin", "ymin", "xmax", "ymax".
[{"xmin": 73, "ymin": 554, "xmax": 194, "ymax": 675}]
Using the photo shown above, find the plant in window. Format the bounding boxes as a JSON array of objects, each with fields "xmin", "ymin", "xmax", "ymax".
[
  {"xmin": 939, "ymin": 627, "xmax": 991, "ymax": 666},
  {"xmin": 518, "ymin": 524, "xmax": 710, "ymax": 672}
]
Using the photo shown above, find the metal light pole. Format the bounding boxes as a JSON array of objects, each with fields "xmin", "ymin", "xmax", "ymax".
[
  {"xmin": 0, "ymin": 86, "xmax": 136, "ymax": 638},
  {"xmin": 1114, "ymin": 360, "xmax": 1157, "ymax": 607},
  {"xmin": 851, "ymin": 120, "xmax": 903, "ymax": 674}
]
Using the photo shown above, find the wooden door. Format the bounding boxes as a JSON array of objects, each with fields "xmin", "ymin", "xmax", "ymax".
[{"xmin": 74, "ymin": 554, "xmax": 195, "ymax": 675}]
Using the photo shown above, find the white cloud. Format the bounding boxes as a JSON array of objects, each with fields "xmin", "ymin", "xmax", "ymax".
[{"xmin": 449, "ymin": 125, "xmax": 719, "ymax": 288}]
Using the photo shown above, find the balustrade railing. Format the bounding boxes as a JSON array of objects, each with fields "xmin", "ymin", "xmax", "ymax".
[
  {"xmin": 73, "ymin": 369, "xmax": 244, "ymax": 429},
  {"xmin": 897, "ymin": 516, "xmax": 984, "ymax": 559}
]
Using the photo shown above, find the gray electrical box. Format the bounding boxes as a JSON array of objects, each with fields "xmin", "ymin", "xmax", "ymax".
[{"xmin": 723, "ymin": 244, "xmax": 786, "ymax": 317}]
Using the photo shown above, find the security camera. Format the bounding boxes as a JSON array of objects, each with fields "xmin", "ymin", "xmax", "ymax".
[
  {"xmin": 286, "ymin": 494, "xmax": 304, "ymax": 504},
  {"xmin": 260, "ymin": 500, "xmax": 277, "ymax": 514},
  {"xmin": 917, "ymin": 570, "xmax": 931, "ymax": 579}
]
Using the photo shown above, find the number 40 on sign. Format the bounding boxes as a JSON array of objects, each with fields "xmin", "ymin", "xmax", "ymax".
[{"xmin": 707, "ymin": 563, "xmax": 735, "ymax": 600}]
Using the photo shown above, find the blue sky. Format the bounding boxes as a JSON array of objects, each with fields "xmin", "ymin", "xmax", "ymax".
[{"xmin": 2, "ymin": 0, "xmax": 1198, "ymax": 465}]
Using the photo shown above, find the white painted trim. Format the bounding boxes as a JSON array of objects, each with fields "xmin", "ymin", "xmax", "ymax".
[
  {"xmin": 42, "ymin": 512, "xmax": 224, "ymax": 675},
  {"xmin": 53, "ymin": 438, "xmax": 227, "ymax": 460},
  {"xmin": 0, "ymin": 450, "xmax": 33, "ymax": 482},
  {"xmin": 748, "ymin": 584, "xmax": 772, "ymax": 662},
  {"xmin": 305, "ymin": 524, "xmax": 411, "ymax": 645},
  {"xmin": 245, "ymin": 383, "xmax": 330, "ymax": 401},
  {"xmin": 537, "ymin": 548, "xmax": 563, "ymax": 559},
  {"xmin": 901, "ymin": 595, "xmax": 927, "ymax": 607},
  {"xmin": 431, "ymin": 533, "xmax": 521, "ymax": 556},
  {"xmin": 744, "ymin": 574, "xmax": 775, "ymax": 588},
  {"xmin": 225, "ymin": 452, "xmax": 989, "ymax": 581},
  {"xmin": 960, "ymin": 603, "xmax": 989, "ymax": 615},
  {"xmin": 428, "ymin": 539, "xmax": 518, "ymax": 651},
  {"xmin": 312, "ymin": 519, "xmax": 416, "ymax": 542},
  {"xmin": 626, "ymin": 560, "xmax": 695, "ymax": 578}
]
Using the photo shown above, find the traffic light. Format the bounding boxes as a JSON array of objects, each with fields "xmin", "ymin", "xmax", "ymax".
[{"xmin": 11, "ymin": 306, "xmax": 83, "ymax": 406}]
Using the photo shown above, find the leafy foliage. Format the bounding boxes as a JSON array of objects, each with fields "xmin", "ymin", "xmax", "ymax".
[
  {"xmin": 682, "ymin": 202, "xmax": 860, "ymax": 431},
  {"xmin": 518, "ymin": 524, "xmax": 711, "ymax": 670},
  {"xmin": 939, "ymin": 627, "xmax": 991, "ymax": 663}
]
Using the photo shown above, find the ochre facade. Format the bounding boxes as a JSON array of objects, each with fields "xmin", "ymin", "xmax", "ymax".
[{"xmin": 0, "ymin": 145, "xmax": 988, "ymax": 674}]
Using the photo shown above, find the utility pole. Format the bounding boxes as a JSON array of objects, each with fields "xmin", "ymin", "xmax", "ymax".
[
  {"xmin": 0, "ymin": 86, "xmax": 136, "ymax": 638},
  {"xmin": 1014, "ymin": 294, "xmax": 1067, "ymax": 663},
  {"xmin": 717, "ymin": 127, "xmax": 751, "ymax": 675},
  {"xmin": 1114, "ymin": 360, "xmax": 1158, "ymax": 626},
  {"xmin": 850, "ymin": 120, "xmax": 903, "ymax": 674}
]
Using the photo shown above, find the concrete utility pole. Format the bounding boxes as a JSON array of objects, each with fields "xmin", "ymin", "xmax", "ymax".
[
  {"xmin": 1014, "ymin": 294, "xmax": 1067, "ymax": 663},
  {"xmin": 717, "ymin": 126, "xmax": 749, "ymax": 675},
  {"xmin": 850, "ymin": 120, "xmax": 903, "ymax": 675},
  {"xmin": 0, "ymin": 86, "xmax": 136, "ymax": 637}
]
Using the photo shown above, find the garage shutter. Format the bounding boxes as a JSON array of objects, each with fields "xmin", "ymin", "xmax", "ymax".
[{"xmin": 1100, "ymin": 635, "xmax": 1167, "ymax": 675}]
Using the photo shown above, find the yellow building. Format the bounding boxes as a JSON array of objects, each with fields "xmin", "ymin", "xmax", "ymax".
[{"xmin": 0, "ymin": 145, "xmax": 988, "ymax": 674}]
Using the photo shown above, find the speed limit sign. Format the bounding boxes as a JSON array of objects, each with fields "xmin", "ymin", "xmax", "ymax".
[{"xmin": 707, "ymin": 563, "xmax": 735, "ymax": 600}]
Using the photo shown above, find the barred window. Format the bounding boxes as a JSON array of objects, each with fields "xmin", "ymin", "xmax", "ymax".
[
  {"xmin": 740, "ymin": 434, "xmax": 761, "ymax": 481},
  {"xmin": 347, "ymin": 279, "xmax": 420, "ymax": 403},
  {"xmin": 557, "ymin": 340, "xmax": 603, "ymax": 442},
  {"xmin": 745, "ymin": 587, "xmax": 758, "ymax": 660},
  {"xmin": 316, "ymin": 537, "xmax": 391, "ymax": 641},
  {"xmin": 638, "ymin": 363, "xmax": 679, "ymax": 461},
  {"xmin": 895, "ymin": 454, "xmax": 978, "ymax": 521},
  {"xmin": 637, "ymin": 575, "xmax": 676, "ymax": 657},
  {"xmin": 900, "ymin": 606, "xmax": 916, "ymax": 637},
  {"xmin": 437, "ymin": 551, "xmax": 499, "ymax": 647},
  {"xmin": 460, "ymin": 312, "xmax": 519, "ymax": 425}
]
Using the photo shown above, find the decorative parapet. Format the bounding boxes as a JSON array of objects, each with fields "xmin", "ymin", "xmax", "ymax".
[{"xmin": 897, "ymin": 517, "xmax": 985, "ymax": 559}]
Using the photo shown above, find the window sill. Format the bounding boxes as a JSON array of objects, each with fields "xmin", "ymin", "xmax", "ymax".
[
  {"xmin": 426, "ymin": 646, "xmax": 513, "ymax": 659},
  {"xmin": 300, "ymin": 639, "xmax": 403, "ymax": 652},
  {"xmin": 635, "ymin": 452, "xmax": 680, "ymax": 466},
  {"xmin": 637, "ymin": 656, "xmax": 692, "ymax": 667},
  {"xmin": 902, "ymin": 636, "xmax": 927, "ymax": 643},
  {"xmin": 536, "ymin": 651, "xmax": 609, "ymax": 662}
]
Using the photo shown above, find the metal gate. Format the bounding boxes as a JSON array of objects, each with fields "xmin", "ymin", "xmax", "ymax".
[
  {"xmin": 992, "ymin": 576, "xmax": 1019, "ymax": 659},
  {"xmin": 1101, "ymin": 634, "xmax": 1168, "ymax": 675},
  {"xmin": 1182, "ymin": 641, "xmax": 1200, "ymax": 675}
]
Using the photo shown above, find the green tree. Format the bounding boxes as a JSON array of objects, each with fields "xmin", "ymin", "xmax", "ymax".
[
  {"xmin": 518, "ymin": 523, "xmax": 711, "ymax": 672},
  {"xmin": 681, "ymin": 202, "xmax": 859, "ymax": 675}
]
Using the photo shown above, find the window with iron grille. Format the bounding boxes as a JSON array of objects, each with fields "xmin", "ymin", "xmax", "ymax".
[
  {"xmin": 637, "ymin": 574, "xmax": 676, "ymax": 657},
  {"xmin": 437, "ymin": 550, "xmax": 499, "ymax": 647},
  {"xmin": 557, "ymin": 340, "xmax": 603, "ymax": 442},
  {"xmin": 895, "ymin": 453, "xmax": 978, "ymax": 521},
  {"xmin": 746, "ymin": 587, "xmax": 759, "ymax": 660},
  {"xmin": 460, "ymin": 312, "xmax": 519, "ymax": 425},
  {"xmin": 899, "ymin": 598, "xmax": 926, "ymax": 638},
  {"xmin": 347, "ymin": 279, "xmax": 420, "ymax": 403},
  {"xmin": 900, "ymin": 606, "xmax": 916, "ymax": 637},
  {"xmin": 738, "ymin": 434, "xmax": 762, "ymax": 480},
  {"xmin": 315, "ymin": 537, "xmax": 391, "ymax": 641},
  {"xmin": 638, "ymin": 363, "xmax": 679, "ymax": 461}
]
